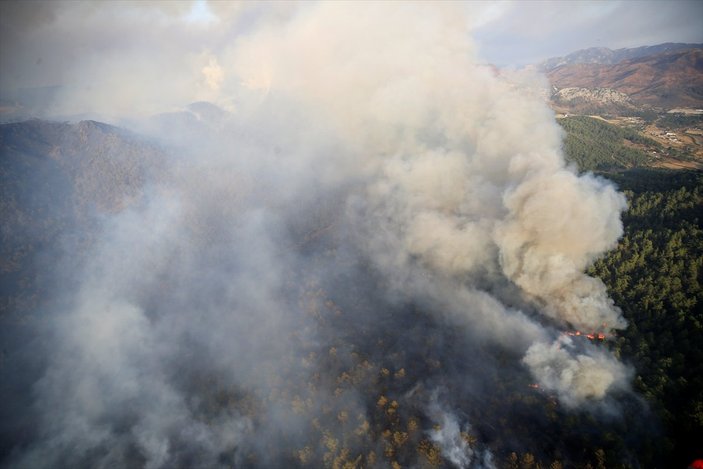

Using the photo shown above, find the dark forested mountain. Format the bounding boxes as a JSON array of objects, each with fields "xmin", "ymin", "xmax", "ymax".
[
  {"xmin": 0, "ymin": 119, "xmax": 166, "ymax": 303},
  {"xmin": 0, "ymin": 119, "xmax": 165, "ymax": 213},
  {"xmin": 1, "ymin": 120, "xmax": 170, "ymax": 463}
]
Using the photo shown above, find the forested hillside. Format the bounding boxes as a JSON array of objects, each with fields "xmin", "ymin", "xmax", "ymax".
[
  {"xmin": 1, "ymin": 117, "xmax": 701, "ymax": 468},
  {"xmin": 566, "ymin": 158, "xmax": 703, "ymax": 467},
  {"xmin": 558, "ymin": 116, "xmax": 658, "ymax": 171}
]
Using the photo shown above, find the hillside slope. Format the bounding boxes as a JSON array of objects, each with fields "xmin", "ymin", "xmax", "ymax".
[
  {"xmin": 547, "ymin": 49, "xmax": 703, "ymax": 109},
  {"xmin": 541, "ymin": 43, "xmax": 702, "ymax": 71},
  {"xmin": 2, "ymin": 115, "xmax": 702, "ymax": 468},
  {"xmin": 0, "ymin": 120, "xmax": 165, "ymax": 318}
]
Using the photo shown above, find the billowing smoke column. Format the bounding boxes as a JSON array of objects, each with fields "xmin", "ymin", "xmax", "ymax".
[
  {"xmin": 227, "ymin": 1, "xmax": 630, "ymax": 404},
  {"xmin": 1, "ymin": 2, "xmax": 634, "ymax": 468}
]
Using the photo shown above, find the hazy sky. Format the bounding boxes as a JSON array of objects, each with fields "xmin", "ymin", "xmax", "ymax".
[
  {"xmin": 471, "ymin": 0, "xmax": 703, "ymax": 65},
  {"xmin": 0, "ymin": 0, "xmax": 701, "ymax": 117}
]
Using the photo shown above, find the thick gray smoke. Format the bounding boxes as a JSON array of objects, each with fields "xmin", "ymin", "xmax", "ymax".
[{"xmin": 1, "ymin": 2, "xmax": 635, "ymax": 468}]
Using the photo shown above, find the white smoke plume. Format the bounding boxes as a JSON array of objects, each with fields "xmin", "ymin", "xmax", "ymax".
[
  {"xmin": 497, "ymin": 171, "xmax": 627, "ymax": 331},
  {"xmin": 428, "ymin": 396, "xmax": 496, "ymax": 469},
  {"xmin": 228, "ymin": 2, "xmax": 631, "ymax": 402},
  {"xmin": 523, "ymin": 337, "xmax": 632, "ymax": 408},
  {"xmin": 0, "ymin": 2, "xmax": 637, "ymax": 467}
]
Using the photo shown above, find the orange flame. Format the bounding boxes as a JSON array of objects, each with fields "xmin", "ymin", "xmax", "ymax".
[{"xmin": 564, "ymin": 331, "xmax": 606, "ymax": 341}]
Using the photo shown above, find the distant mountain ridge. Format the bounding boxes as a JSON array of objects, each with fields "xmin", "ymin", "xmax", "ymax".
[
  {"xmin": 543, "ymin": 45, "xmax": 703, "ymax": 110},
  {"xmin": 0, "ymin": 119, "xmax": 167, "ymax": 323},
  {"xmin": 541, "ymin": 42, "xmax": 703, "ymax": 71},
  {"xmin": 0, "ymin": 119, "xmax": 166, "ymax": 215}
]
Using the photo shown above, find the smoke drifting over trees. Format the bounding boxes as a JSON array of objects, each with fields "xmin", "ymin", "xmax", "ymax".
[{"xmin": 1, "ymin": 2, "xmax": 643, "ymax": 468}]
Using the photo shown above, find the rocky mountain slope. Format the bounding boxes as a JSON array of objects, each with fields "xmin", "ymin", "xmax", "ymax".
[
  {"xmin": 545, "ymin": 46, "xmax": 703, "ymax": 110},
  {"xmin": 551, "ymin": 87, "xmax": 637, "ymax": 115}
]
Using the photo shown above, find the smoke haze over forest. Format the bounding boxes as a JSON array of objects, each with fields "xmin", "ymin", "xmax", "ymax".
[{"xmin": 2, "ymin": 2, "xmax": 689, "ymax": 468}]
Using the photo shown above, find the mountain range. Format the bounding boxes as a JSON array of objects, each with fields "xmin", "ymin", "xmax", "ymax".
[
  {"xmin": 542, "ymin": 43, "xmax": 703, "ymax": 110},
  {"xmin": 540, "ymin": 42, "xmax": 703, "ymax": 71}
]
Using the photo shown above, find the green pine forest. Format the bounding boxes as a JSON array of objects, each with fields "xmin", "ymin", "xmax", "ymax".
[{"xmin": 565, "ymin": 116, "xmax": 703, "ymax": 468}]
